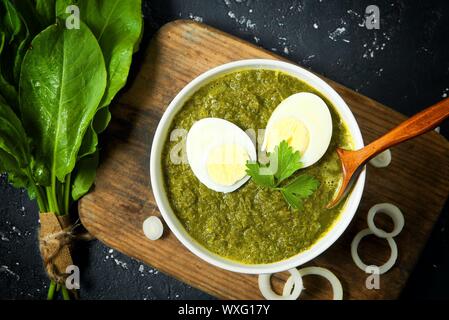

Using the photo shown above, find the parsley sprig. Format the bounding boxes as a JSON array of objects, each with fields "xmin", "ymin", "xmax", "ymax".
[{"xmin": 246, "ymin": 141, "xmax": 320, "ymax": 210}]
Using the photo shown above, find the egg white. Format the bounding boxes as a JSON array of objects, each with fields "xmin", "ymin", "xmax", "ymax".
[
  {"xmin": 262, "ymin": 92, "xmax": 333, "ymax": 168},
  {"xmin": 186, "ymin": 118, "xmax": 257, "ymax": 193}
]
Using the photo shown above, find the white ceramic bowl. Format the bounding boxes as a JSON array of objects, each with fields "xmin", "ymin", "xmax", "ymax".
[{"xmin": 150, "ymin": 59, "xmax": 365, "ymax": 274}]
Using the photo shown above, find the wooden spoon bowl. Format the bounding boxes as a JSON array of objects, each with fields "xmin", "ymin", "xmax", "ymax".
[{"xmin": 328, "ymin": 97, "xmax": 449, "ymax": 208}]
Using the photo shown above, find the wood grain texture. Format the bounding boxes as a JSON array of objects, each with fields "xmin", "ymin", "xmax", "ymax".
[{"xmin": 78, "ymin": 20, "xmax": 449, "ymax": 300}]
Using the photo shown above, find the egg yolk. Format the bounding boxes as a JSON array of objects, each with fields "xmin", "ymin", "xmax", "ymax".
[
  {"xmin": 265, "ymin": 118, "xmax": 310, "ymax": 154},
  {"xmin": 206, "ymin": 144, "xmax": 250, "ymax": 186}
]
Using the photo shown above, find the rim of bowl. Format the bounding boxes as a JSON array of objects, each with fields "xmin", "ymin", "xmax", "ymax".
[{"xmin": 150, "ymin": 59, "xmax": 366, "ymax": 274}]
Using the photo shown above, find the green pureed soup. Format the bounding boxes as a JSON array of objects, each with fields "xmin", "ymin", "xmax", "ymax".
[{"xmin": 162, "ymin": 69, "xmax": 353, "ymax": 264}]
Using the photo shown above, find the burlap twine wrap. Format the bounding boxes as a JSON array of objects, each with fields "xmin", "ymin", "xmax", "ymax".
[{"xmin": 39, "ymin": 212, "xmax": 93, "ymax": 284}]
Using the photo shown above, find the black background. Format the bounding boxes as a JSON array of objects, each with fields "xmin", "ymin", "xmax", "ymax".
[{"xmin": 1, "ymin": 0, "xmax": 449, "ymax": 299}]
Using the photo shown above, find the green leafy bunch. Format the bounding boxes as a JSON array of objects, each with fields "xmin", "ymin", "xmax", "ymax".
[
  {"xmin": 246, "ymin": 141, "xmax": 320, "ymax": 210},
  {"xmin": 0, "ymin": 0, "xmax": 143, "ymax": 215},
  {"xmin": 0, "ymin": 0, "xmax": 143, "ymax": 299}
]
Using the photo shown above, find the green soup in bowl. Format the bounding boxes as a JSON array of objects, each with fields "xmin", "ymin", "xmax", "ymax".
[{"xmin": 150, "ymin": 59, "xmax": 365, "ymax": 274}]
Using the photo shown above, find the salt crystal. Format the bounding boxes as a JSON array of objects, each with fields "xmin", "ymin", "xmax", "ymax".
[
  {"xmin": 11, "ymin": 226, "xmax": 21, "ymax": 236},
  {"xmin": 0, "ymin": 265, "xmax": 20, "ymax": 280},
  {"xmin": 188, "ymin": 13, "xmax": 203, "ymax": 23},
  {"xmin": 0, "ymin": 232, "xmax": 9, "ymax": 242},
  {"xmin": 328, "ymin": 27, "xmax": 346, "ymax": 41},
  {"xmin": 246, "ymin": 19, "xmax": 255, "ymax": 29},
  {"xmin": 114, "ymin": 259, "xmax": 128, "ymax": 269}
]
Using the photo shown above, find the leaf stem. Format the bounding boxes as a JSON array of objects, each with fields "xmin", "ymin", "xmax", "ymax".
[
  {"xmin": 61, "ymin": 286, "xmax": 70, "ymax": 300},
  {"xmin": 25, "ymin": 167, "xmax": 48, "ymax": 212},
  {"xmin": 52, "ymin": 177, "xmax": 59, "ymax": 215},
  {"xmin": 46, "ymin": 187, "xmax": 55, "ymax": 212},
  {"xmin": 36, "ymin": 187, "xmax": 48, "ymax": 212},
  {"xmin": 50, "ymin": 174, "xmax": 60, "ymax": 215},
  {"xmin": 47, "ymin": 280, "xmax": 56, "ymax": 300},
  {"xmin": 57, "ymin": 179, "xmax": 66, "ymax": 215},
  {"xmin": 63, "ymin": 173, "xmax": 71, "ymax": 216}
]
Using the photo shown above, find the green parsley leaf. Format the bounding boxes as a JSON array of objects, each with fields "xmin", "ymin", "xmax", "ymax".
[
  {"xmin": 245, "ymin": 140, "xmax": 319, "ymax": 210},
  {"xmin": 281, "ymin": 175, "xmax": 320, "ymax": 209},
  {"xmin": 271, "ymin": 141, "xmax": 302, "ymax": 184},
  {"xmin": 280, "ymin": 188, "xmax": 302, "ymax": 210},
  {"xmin": 245, "ymin": 161, "xmax": 276, "ymax": 188},
  {"xmin": 283, "ymin": 174, "xmax": 320, "ymax": 198}
]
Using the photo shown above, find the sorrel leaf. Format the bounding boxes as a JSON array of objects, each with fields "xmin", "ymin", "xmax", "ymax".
[
  {"xmin": 57, "ymin": 0, "xmax": 143, "ymax": 159},
  {"xmin": 0, "ymin": 99, "xmax": 36, "ymax": 197},
  {"xmin": 57, "ymin": 0, "xmax": 143, "ymax": 108},
  {"xmin": 1, "ymin": 0, "xmax": 22, "ymax": 45},
  {"xmin": 12, "ymin": 11, "xmax": 30, "ymax": 83},
  {"xmin": 71, "ymin": 150, "xmax": 99, "ymax": 201},
  {"xmin": 11, "ymin": 0, "xmax": 41, "ymax": 36},
  {"xmin": 0, "ymin": 98, "xmax": 29, "ymax": 167},
  {"xmin": 35, "ymin": 0, "xmax": 56, "ymax": 27},
  {"xmin": 0, "ymin": 0, "xmax": 26, "ymax": 110},
  {"xmin": 19, "ymin": 22, "xmax": 107, "ymax": 182}
]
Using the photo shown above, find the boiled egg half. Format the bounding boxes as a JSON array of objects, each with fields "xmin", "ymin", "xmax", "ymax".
[
  {"xmin": 186, "ymin": 118, "xmax": 257, "ymax": 193},
  {"xmin": 262, "ymin": 92, "xmax": 333, "ymax": 168}
]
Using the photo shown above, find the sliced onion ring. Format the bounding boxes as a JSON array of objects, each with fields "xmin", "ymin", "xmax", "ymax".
[
  {"xmin": 367, "ymin": 203, "xmax": 404, "ymax": 238},
  {"xmin": 369, "ymin": 149, "xmax": 392, "ymax": 168},
  {"xmin": 142, "ymin": 216, "xmax": 164, "ymax": 240},
  {"xmin": 283, "ymin": 267, "xmax": 343, "ymax": 300},
  {"xmin": 258, "ymin": 268, "xmax": 303, "ymax": 300},
  {"xmin": 351, "ymin": 228, "xmax": 398, "ymax": 274}
]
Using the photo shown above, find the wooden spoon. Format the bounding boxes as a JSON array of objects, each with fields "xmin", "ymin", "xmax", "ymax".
[{"xmin": 327, "ymin": 97, "xmax": 449, "ymax": 208}]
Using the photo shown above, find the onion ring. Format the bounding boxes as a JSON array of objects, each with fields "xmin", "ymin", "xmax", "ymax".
[
  {"xmin": 258, "ymin": 268, "xmax": 303, "ymax": 300},
  {"xmin": 367, "ymin": 203, "xmax": 404, "ymax": 238},
  {"xmin": 142, "ymin": 216, "xmax": 164, "ymax": 240},
  {"xmin": 369, "ymin": 149, "xmax": 392, "ymax": 168},
  {"xmin": 351, "ymin": 228, "xmax": 398, "ymax": 274},
  {"xmin": 283, "ymin": 267, "xmax": 343, "ymax": 300}
]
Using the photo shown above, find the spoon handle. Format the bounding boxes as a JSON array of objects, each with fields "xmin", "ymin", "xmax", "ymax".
[{"xmin": 356, "ymin": 97, "xmax": 449, "ymax": 162}]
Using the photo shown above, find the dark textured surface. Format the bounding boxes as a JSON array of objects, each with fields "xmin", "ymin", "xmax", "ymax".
[{"xmin": 1, "ymin": 0, "xmax": 449, "ymax": 300}]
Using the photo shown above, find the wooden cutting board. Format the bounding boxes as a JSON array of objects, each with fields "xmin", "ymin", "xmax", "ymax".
[{"xmin": 78, "ymin": 20, "xmax": 449, "ymax": 300}]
